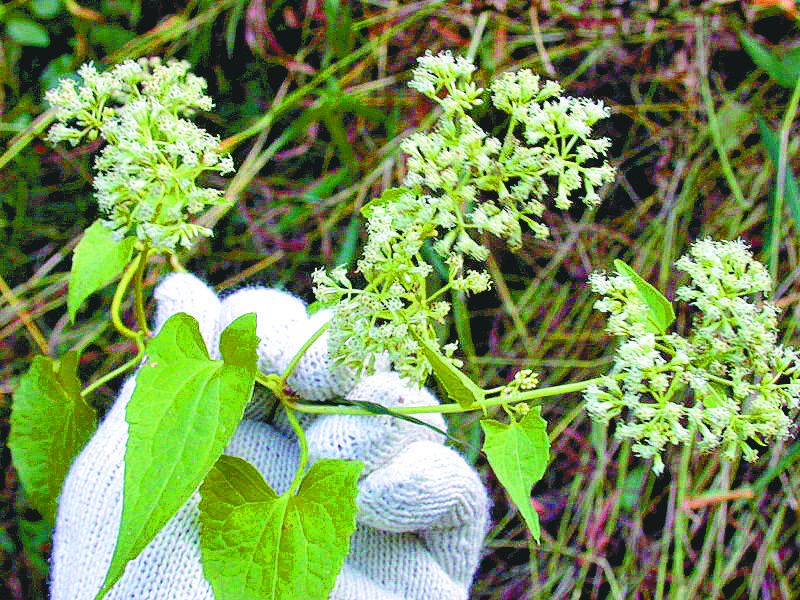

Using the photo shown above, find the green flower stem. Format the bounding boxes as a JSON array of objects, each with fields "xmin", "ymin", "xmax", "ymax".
[
  {"xmin": 426, "ymin": 279, "xmax": 454, "ymax": 304},
  {"xmin": 498, "ymin": 115, "xmax": 518, "ymax": 162},
  {"xmin": 132, "ymin": 247, "xmax": 151, "ymax": 336},
  {"xmin": 279, "ymin": 319, "xmax": 332, "ymax": 386},
  {"xmin": 80, "ymin": 336, "xmax": 145, "ymax": 398},
  {"xmin": 285, "ymin": 376, "xmax": 611, "ymax": 417},
  {"xmin": 111, "ymin": 256, "xmax": 143, "ymax": 340},
  {"xmin": 169, "ymin": 254, "xmax": 187, "ymax": 273},
  {"xmin": 670, "ymin": 428, "xmax": 695, "ymax": 599},
  {"xmin": 284, "ymin": 406, "xmax": 309, "ymax": 496}
]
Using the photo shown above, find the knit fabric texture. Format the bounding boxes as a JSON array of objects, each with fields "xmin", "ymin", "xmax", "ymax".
[{"xmin": 50, "ymin": 273, "xmax": 489, "ymax": 600}]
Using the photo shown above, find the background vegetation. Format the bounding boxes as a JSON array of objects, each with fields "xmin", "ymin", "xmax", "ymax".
[{"xmin": 2, "ymin": 1, "xmax": 800, "ymax": 598}]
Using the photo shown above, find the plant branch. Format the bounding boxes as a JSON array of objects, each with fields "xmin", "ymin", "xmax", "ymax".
[
  {"xmin": 132, "ymin": 246, "xmax": 151, "ymax": 336},
  {"xmin": 280, "ymin": 319, "xmax": 332, "ymax": 386},
  {"xmin": 285, "ymin": 406, "xmax": 309, "ymax": 496},
  {"xmin": 285, "ymin": 376, "xmax": 608, "ymax": 417},
  {"xmin": 111, "ymin": 256, "xmax": 142, "ymax": 339},
  {"xmin": 81, "ymin": 336, "xmax": 145, "ymax": 398}
]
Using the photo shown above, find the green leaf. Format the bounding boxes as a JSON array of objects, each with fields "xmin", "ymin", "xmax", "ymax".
[
  {"xmin": 414, "ymin": 335, "xmax": 485, "ymax": 408},
  {"xmin": 481, "ymin": 407, "xmax": 549, "ymax": 541},
  {"xmin": 199, "ymin": 455, "xmax": 363, "ymax": 600},
  {"xmin": 6, "ymin": 16, "xmax": 50, "ymax": 47},
  {"xmin": 40, "ymin": 54, "xmax": 74, "ymax": 92},
  {"xmin": 613, "ymin": 260, "xmax": 675, "ymax": 334},
  {"xmin": 30, "ymin": 0, "xmax": 61, "ymax": 19},
  {"xmin": 702, "ymin": 382, "xmax": 727, "ymax": 409},
  {"xmin": 98, "ymin": 313, "xmax": 259, "ymax": 598},
  {"xmin": 19, "ymin": 513, "xmax": 52, "ymax": 576},
  {"xmin": 361, "ymin": 187, "xmax": 411, "ymax": 218},
  {"xmin": 88, "ymin": 24, "xmax": 136, "ymax": 52},
  {"xmin": 620, "ymin": 465, "xmax": 647, "ymax": 512},
  {"xmin": 301, "ymin": 168, "xmax": 351, "ymax": 204},
  {"xmin": 9, "ymin": 352, "xmax": 97, "ymax": 524},
  {"xmin": 337, "ymin": 398, "xmax": 455, "ymax": 441},
  {"xmin": 740, "ymin": 31, "xmax": 799, "ymax": 89},
  {"xmin": 224, "ymin": 0, "xmax": 246, "ymax": 57},
  {"xmin": 335, "ymin": 216, "xmax": 360, "ymax": 269},
  {"xmin": 68, "ymin": 222, "xmax": 136, "ymax": 322},
  {"xmin": 714, "ymin": 101, "xmax": 752, "ymax": 152}
]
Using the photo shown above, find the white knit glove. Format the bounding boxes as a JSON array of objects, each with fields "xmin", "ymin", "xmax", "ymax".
[{"xmin": 50, "ymin": 273, "xmax": 489, "ymax": 600}]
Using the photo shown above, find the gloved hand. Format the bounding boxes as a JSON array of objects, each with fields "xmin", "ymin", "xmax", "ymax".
[{"xmin": 50, "ymin": 273, "xmax": 489, "ymax": 600}]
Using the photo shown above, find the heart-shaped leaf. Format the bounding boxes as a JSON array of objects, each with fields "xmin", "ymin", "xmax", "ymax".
[
  {"xmin": 481, "ymin": 407, "xmax": 549, "ymax": 541},
  {"xmin": 199, "ymin": 455, "xmax": 363, "ymax": 600},
  {"xmin": 9, "ymin": 352, "xmax": 97, "ymax": 523},
  {"xmin": 97, "ymin": 313, "xmax": 259, "ymax": 598}
]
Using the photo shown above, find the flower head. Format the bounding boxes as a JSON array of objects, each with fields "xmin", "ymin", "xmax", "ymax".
[
  {"xmin": 315, "ymin": 51, "xmax": 615, "ymax": 384},
  {"xmin": 586, "ymin": 239, "xmax": 799, "ymax": 474},
  {"xmin": 47, "ymin": 58, "xmax": 233, "ymax": 252}
]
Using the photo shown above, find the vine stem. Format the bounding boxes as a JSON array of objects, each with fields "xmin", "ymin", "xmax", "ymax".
[
  {"xmin": 282, "ymin": 376, "xmax": 608, "ymax": 417},
  {"xmin": 285, "ymin": 406, "xmax": 309, "ymax": 496},
  {"xmin": 169, "ymin": 254, "xmax": 187, "ymax": 272},
  {"xmin": 132, "ymin": 246, "xmax": 151, "ymax": 336},
  {"xmin": 80, "ymin": 336, "xmax": 145, "ymax": 398},
  {"xmin": 111, "ymin": 255, "xmax": 143, "ymax": 340},
  {"xmin": 280, "ymin": 319, "xmax": 332, "ymax": 386}
]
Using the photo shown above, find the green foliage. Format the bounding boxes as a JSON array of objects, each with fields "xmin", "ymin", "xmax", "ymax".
[
  {"xmin": 588, "ymin": 240, "xmax": 800, "ymax": 474},
  {"xmin": 8, "ymin": 11, "xmax": 800, "ymax": 597},
  {"xmin": 99, "ymin": 313, "xmax": 258, "ymax": 598},
  {"xmin": 29, "ymin": 0, "xmax": 61, "ymax": 20},
  {"xmin": 323, "ymin": 0, "xmax": 354, "ymax": 60},
  {"xmin": 415, "ymin": 335, "xmax": 485, "ymax": 408},
  {"xmin": 5, "ymin": 17, "xmax": 50, "ymax": 47},
  {"xmin": 739, "ymin": 31, "xmax": 800, "ymax": 89},
  {"xmin": 481, "ymin": 408, "xmax": 550, "ymax": 541},
  {"xmin": 612, "ymin": 260, "xmax": 675, "ymax": 334},
  {"xmin": 9, "ymin": 352, "xmax": 97, "ymax": 524},
  {"xmin": 199, "ymin": 455, "xmax": 363, "ymax": 600},
  {"xmin": 67, "ymin": 222, "xmax": 136, "ymax": 322}
]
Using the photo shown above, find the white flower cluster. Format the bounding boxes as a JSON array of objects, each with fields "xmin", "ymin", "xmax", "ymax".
[
  {"xmin": 46, "ymin": 58, "xmax": 233, "ymax": 251},
  {"xmin": 586, "ymin": 239, "xmax": 800, "ymax": 474},
  {"xmin": 588, "ymin": 271, "xmax": 655, "ymax": 337},
  {"xmin": 314, "ymin": 51, "xmax": 615, "ymax": 384},
  {"xmin": 403, "ymin": 51, "xmax": 615, "ymax": 256}
]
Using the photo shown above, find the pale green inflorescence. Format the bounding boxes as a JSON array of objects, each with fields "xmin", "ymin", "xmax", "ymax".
[
  {"xmin": 314, "ymin": 51, "xmax": 615, "ymax": 383},
  {"xmin": 47, "ymin": 58, "xmax": 234, "ymax": 252},
  {"xmin": 586, "ymin": 239, "xmax": 800, "ymax": 474}
]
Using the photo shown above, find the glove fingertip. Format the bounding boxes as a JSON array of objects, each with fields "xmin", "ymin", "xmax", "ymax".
[
  {"xmin": 287, "ymin": 310, "xmax": 356, "ymax": 401},
  {"xmin": 219, "ymin": 287, "xmax": 308, "ymax": 372},
  {"xmin": 154, "ymin": 273, "xmax": 221, "ymax": 347}
]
